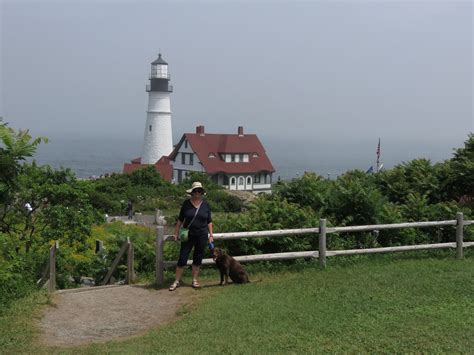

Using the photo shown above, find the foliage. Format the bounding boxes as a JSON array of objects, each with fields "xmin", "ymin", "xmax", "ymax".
[
  {"xmin": 0, "ymin": 125, "xmax": 101, "ymax": 309},
  {"xmin": 86, "ymin": 167, "xmax": 183, "ymax": 214},
  {"xmin": 273, "ymin": 171, "xmax": 331, "ymax": 215},
  {"xmin": 213, "ymin": 194, "xmax": 318, "ymax": 256},
  {"xmin": 445, "ymin": 133, "xmax": 474, "ymax": 203},
  {"xmin": 375, "ymin": 159, "xmax": 443, "ymax": 205}
]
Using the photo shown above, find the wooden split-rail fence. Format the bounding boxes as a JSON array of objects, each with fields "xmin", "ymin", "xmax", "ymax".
[
  {"xmin": 40, "ymin": 237, "xmax": 136, "ymax": 293},
  {"xmin": 155, "ymin": 212, "xmax": 473, "ymax": 285},
  {"xmin": 41, "ymin": 212, "xmax": 473, "ymax": 291}
]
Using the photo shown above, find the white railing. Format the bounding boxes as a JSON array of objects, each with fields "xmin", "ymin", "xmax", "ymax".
[{"xmin": 154, "ymin": 212, "xmax": 473, "ymax": 285}]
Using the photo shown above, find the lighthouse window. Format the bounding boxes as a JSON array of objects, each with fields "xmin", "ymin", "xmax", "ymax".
[{"xmin": 149, "ymin": 125, "xmax": 152, "ymax": 132}]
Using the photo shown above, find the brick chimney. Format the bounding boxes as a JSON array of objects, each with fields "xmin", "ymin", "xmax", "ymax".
[
  {"xmin": 195, "ymin": 125, "xmax": 205, "ymax": 136},
  {"xmin": 238, "ymin": 126, "xmax": 244, "ymax": 136}
]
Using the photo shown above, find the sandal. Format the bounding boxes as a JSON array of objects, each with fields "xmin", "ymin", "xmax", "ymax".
[
  {"xmin": 169, "ymin": 280, "xmax": 180, "ymax": 291},
  {"xmin": 192, "ymin": 280, "xmax": 201, "ymax": 289}
]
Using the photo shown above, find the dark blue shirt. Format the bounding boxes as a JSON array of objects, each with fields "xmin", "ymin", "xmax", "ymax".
[{"xmin": 178, "ymin": 199, "xmax": 212, "ymax": 237}]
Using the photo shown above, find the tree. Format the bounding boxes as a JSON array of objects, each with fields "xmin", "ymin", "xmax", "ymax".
[
  {"xmin": 445, "ymin": 133, "xmax": 474, "ymax": 202},
  {"xmin": 0, "ymin": 121, "xmax": 47, "ymax": 233}
]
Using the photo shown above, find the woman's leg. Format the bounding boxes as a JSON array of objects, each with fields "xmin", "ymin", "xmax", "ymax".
[
  {"xmin": 191, "ymin": 265, "xmax": 200, "ymax": 281},
  {"xmin": 191, "ymin": 235, "xmax": 208, "ymax": 287},
  {"xmin": 175, "ymin": 266, "xmax": 185, "ymax": 281},
  {"xmin": 170, "ymin": 239, "xmax": 193, "ymax": 289}
]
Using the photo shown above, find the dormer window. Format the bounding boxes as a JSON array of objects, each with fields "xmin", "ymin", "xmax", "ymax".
[
  {"xmin": 220, "ymin": 153, "xmax": 251, "ymax": 162},
  {"xmin": 252, "ymin": 153, "xmax": 259, "ymax": 158},
  {"xmin": 208, "ymin": 153, "xmax": 216, "ymax": 158}
]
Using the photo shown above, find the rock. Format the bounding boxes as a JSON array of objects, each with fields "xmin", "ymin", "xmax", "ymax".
[
  {"xmin": 134, "ymin": 212, "xmax": 143, "ymax": 222},
  {"xmin": 80, "ymin": 276, "xmax": 95, "ymax": 287},
  {"xmin": 225, "ymin": 190, "xmax": 258, "ymax": 206},
  {"xmin": 156, "ymin": 216, "xmax": 167, "ymax": 226}
]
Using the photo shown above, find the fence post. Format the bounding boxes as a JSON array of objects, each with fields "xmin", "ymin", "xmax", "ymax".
[
  {"xmin": 126, "ymin": 237, "xmax": 135, "ymax": 284},
  {"xmin": 95, "ymin": 239, "xmax": 103, "ymax": 254},
  {"xmin": 48, "ymin": 241, "xmax": 58, "ymax": 293},
  {"xmin": 319, "ymin": 219, "xmax": 327, "ymax": 269},
  {"xmin": 156, "ymin": 226, "xmax": 165, "ymax": 286},
  {"xmin": 456, "ymin": 212, "xmax": 464, "ymax": 260}
]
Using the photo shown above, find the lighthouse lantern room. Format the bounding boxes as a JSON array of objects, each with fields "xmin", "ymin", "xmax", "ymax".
[{"xmin": 141, "ymin": 53, "xmax": 173, "ymax": 164}]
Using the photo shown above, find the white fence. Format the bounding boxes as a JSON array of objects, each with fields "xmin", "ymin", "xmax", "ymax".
[{"xmin": 155, "ymin": 212, "xmax": 473, "ymax": 285}]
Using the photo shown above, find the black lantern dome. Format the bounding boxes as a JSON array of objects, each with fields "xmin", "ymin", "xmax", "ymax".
[{"xmin": 147, "ymin": 53, "xmax": 173, "ymax": 93}]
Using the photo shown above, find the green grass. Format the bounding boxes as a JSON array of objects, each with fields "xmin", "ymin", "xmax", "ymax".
[
  {"xmin": 2, "ymin": 251, "xmax": 473, "ymax": 354},
  {"xmin": 0, "ymin": 290, "xmax": 49, "ymax": 353}
]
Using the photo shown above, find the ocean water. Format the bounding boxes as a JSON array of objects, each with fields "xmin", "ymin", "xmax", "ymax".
[{"xmin": 31, "ymin": 137, "xmax": 459, "ymax": 180}]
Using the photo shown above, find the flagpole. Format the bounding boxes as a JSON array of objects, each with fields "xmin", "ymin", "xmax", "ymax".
[{"xmin": 376, "ymin": 138, "xmax": 381, "ymax": 173}]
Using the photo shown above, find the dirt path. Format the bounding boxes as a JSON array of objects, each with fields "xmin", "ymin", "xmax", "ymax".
[{"xmin": 39, "ymin": 285, "xmax": 201, "ymax": 348}]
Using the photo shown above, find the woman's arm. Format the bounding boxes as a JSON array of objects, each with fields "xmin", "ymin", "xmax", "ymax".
[
  {"xmin": 208, "ymin": 222, "xmax": 214, "ymax": 243},
  {"xmin": 174, "ymin": 201, "xmax": 186, "ymax": 241},
  {"xmin": 174, "ymin": 220, "xmax": 182, "ymax": 241}
]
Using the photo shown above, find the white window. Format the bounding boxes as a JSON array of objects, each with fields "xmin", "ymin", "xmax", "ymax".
[
  {"xmin": 252, "ymin": 153, "xmax": 259, "ymax": 158},
  {"xmin": 246, "ymin": 176, "xmax": 252, "ymax": 186},
  {"xmin": 243, "ymin": 154, "xmax": 249, "ymax": 162},
  {"xmin": 230, "ymin": 177, "xmax": 236, "ymax": 186},
  {"xmin": 238, "ymin": 177, "xmax": 244, "ymax": 186}
]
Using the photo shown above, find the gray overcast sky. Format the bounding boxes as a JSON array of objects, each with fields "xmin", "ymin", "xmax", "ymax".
[{"xmin": 1, "ymin": 1, "xmax": 472, "ymax": 153}]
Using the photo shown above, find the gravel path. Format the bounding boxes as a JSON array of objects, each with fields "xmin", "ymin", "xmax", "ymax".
[{"xmin": 39, "ymin": 285, "xmax": 199, "ymax": 347}]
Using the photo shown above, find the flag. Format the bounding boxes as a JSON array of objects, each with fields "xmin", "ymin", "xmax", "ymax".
[{"xmin": 366, "ymin": 166, "xmax": 374, "ymax": 174}]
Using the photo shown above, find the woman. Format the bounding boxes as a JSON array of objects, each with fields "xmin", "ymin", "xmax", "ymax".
[{"xmin": 169, "ymin": 181, "xmax": 214, "ymax": 291}]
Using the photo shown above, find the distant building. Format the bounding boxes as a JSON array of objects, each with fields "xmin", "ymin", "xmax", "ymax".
[
  {"xmin": 141, "ymin": 53, "xmax": 173, "ymax": 164},
  {"xmin": 169, "ymin": 125, "xmax": 275, "ymax": 193},
  {"xmin": 123, "ymin": 53, "xmax": 174, "ymax": 180}
]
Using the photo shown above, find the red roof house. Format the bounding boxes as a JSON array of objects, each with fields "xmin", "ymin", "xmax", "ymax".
[{"xmin": 170, "ymin": 126, "xmax": 274, "ymax": 192}]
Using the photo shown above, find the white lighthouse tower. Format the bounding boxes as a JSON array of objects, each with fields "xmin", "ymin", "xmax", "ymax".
[{"xmin": 141, "ymin": 53, "xmax": 173, "ymax": 164}]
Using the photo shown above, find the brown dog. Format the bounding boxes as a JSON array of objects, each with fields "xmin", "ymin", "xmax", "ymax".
[{"xmin": 212, "ymin": 248, "xmax": 249, "ymax": 285}]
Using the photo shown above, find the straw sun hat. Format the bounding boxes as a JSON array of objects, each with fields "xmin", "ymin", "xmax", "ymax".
[{"xmin": 186, "ymin": 181, "xmax": 206, "ymax": 194}]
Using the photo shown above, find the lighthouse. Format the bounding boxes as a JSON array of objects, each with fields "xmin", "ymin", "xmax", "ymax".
[{"xmin": 141, "ymin": 53, "xmax": 173, "ymax": 164}]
